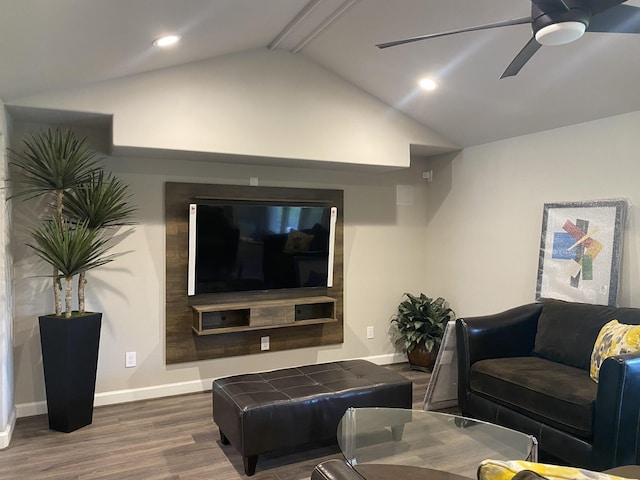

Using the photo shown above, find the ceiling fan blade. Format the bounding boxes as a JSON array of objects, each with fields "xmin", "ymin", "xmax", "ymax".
[
  {"xmin": 587, "ymin": 0, "xmax": 626, "ymax": 16},
  {"xmin": 587, "ymin": 4, "xmax": 640, "ymax": 33},
  {"xmin": 531, "ymin": 0, "xmax": 569, "ymax": 11},
  {"xmin": 376, "ymin": 16, "xmax": 531, "ymax": 49},
  {"xmin": 500, "ymin": 37, "xmax": 543, "ymax": 78}
]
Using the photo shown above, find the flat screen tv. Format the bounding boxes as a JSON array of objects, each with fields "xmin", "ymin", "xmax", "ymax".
[{"xmin": 188, "ymin": 201, "xmax": 336, "ymax": 296}]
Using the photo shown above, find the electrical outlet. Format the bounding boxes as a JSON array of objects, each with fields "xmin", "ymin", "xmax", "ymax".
[
  {"xmin": 367, "ymin": 326, "xmax": 374, "ymax": 339},
  {"xmin": 261, "ymin": 336, "xmax": 270, "ymax": 351},
  {"xmin": 250, "ymin": 177, "xmax": 259, "ymax": 186},
  {"xmin": 125, "ymin": 351, "xmax": 136, "ymax": 368}
]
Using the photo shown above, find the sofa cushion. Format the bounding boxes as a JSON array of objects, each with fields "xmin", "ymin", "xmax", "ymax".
[
  {"xmin": 533, "ymin": 299, "xmax": 640, "ymax": 371},
  {"xmin": 477, "ymin": 460, "xmax": 632, "ymax": 480},
  {"xmin": 590, "ymin": 319, "xmax": 640, "ymax": 382},
  {"xmin": 470, "ymin": 356, "xmax": 597, "ymax": 439}
]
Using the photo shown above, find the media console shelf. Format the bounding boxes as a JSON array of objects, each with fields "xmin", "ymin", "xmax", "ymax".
[{"xmin": 192, "ymin": 296, "xmax": 337, "ymax": 336}]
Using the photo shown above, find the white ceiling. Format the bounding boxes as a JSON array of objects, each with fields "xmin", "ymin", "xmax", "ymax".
[{"xmin": 1, "ymin": 0, "xmax": 639, "ymax": 147}]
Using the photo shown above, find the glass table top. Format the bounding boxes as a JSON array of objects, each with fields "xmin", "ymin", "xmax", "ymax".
[{"xmin": 337, "ymin": 407, "xmax": 538, "ymax": 479}]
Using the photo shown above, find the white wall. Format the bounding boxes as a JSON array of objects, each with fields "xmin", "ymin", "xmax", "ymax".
[
  {"xmin": 424, "ymin": 111, "xmax": 640, "ymax": 318},
  {"xmin": 9, "ymin": 48, "xmax": 457, "ymax": 169},
  {"xmin": 0, "ymin": 102, "xmax": 15, "ymax": 448}
]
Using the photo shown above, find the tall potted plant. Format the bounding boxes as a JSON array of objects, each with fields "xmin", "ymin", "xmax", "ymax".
[
  {"xmin": 391, "ymin": 293, "xmax": 454, "ymax": 371},
  {"xmin": 9, "ymin": 128, "xmax": 135, "ymax": 432}
]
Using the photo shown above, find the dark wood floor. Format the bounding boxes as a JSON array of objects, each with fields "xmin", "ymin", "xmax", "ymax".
[{"xmin": 0, "ymin": 363, "xmax": 434, "ymax": 480}]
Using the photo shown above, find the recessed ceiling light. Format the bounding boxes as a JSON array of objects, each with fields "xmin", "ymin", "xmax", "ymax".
[
  {"xmin": 152, "ymin": 35, "xmax": 181, "ymax": 47},
  {"xmin": 418, "ymin": 78, "xmax": 438, "ymax": 91}
]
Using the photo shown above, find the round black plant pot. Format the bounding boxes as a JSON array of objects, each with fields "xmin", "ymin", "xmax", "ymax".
[{"xmin": 39, "ymin": 312, "xmax": 102, "ymax": 433}]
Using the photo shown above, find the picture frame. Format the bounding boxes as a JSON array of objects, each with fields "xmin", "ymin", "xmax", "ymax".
[{"xmin": 536, "ymin": 199, "xmax": 627, "ymax": 306}]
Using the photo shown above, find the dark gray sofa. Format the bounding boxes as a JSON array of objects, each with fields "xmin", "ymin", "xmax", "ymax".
[{"xmin": 456, "ymin": 299, "xmax": 640, "ymax": 471}]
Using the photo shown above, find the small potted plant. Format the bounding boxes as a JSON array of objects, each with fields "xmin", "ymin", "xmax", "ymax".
[
  {"xmin": 9, "ymin": 128, "xmax": 135, "ymax": 432},
  {"xmin": 391, "ymin": 293, "xmax": 455, "ymax": 371}
]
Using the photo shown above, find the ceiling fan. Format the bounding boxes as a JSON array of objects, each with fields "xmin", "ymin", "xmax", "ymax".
[{"xmin": 376, "ymin": 0, "xmax": 640, "ymax": 78}]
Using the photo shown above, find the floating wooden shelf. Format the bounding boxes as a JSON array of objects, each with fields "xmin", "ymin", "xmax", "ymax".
[{"xmin": 192, "ymin": 296, "xmax": 337, "ymax": 336}]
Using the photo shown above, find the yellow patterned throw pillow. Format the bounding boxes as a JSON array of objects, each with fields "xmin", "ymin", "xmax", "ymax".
[
  {"xmin": 478, "ymin": 460, "xmax": 633, "ymax": 480},
  {"xmin": 590, "ymin": 319, "xmax": 640, "ymax": 382}
]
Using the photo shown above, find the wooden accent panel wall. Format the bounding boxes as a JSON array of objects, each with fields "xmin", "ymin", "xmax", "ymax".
[{"xmin": 165, "ymin": 182, "xmax": 344, "ymax": 364}]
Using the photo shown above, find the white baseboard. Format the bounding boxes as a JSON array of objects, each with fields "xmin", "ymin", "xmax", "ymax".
[
  {"xmin": 15, "ymin": 378, "xmax": 213, "ymax": 418},
  {"xmin": 0, "ymin": 407, "xmax": 16, "ymax": 449},
  {"xmin": 15, "ymin": 400, "xmax": 46, "ymax": 418},
  {"xmin": 362, "ymin": 353, "xmax": 406, "ymax": 365},
  {"xmin": 95, "ymin": 378, "xmax": 213, "ymax": 407},
  {"xmin": 15, "ymin": 354, "xmax": 408, "ymax": 418}
]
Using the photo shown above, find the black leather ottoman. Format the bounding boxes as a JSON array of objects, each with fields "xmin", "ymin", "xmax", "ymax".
[{"xmin": 212, "ymin": 359, "xmax": 412, "ymax": 475}]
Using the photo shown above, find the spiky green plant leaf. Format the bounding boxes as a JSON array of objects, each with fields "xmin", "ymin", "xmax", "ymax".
[
  {"xmin": 9, "ymin": 128, "xmax": 136, "ymax": 316},
  {"xmin": 8, "ymin": 128, "xmax": 101, "ymax": 201},
  {"xmin": 28, "ymin": 220, "xmax": 115, "ymax": 279},
  {"xmin": 63, "ymin": 170, "xmax": 137, "ymax": 229}
]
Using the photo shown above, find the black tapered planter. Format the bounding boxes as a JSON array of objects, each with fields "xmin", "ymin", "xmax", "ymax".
[{"xmin": 39, "ymin": 312, "xmax": 102, "ymax": 433}]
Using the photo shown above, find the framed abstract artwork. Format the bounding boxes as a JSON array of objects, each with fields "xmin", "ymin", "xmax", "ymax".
[{"xmin": 536, "ymin": 199, "xmax": 627, "ymax": 306}]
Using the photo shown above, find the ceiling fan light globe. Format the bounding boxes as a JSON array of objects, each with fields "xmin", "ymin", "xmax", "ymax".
[{"xmin": 535, "ymin": 21, "xmax": 586, "ymax": 46}]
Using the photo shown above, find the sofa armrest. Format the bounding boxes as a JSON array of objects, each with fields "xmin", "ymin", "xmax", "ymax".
[
  {"xmin": 593, "ymin": 352, "xmax": 640, "ymax": 469},
  {"xmin": 456, "ymin": 303, "xmax": 542, "ymax": 415},
  {"xmin": 456, "ymin": 303, "xmax": 542, "ymax": 366}
]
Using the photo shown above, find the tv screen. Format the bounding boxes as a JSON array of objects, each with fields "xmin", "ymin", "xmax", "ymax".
[{"xmin": 188, "ymin": 202, "xmax": 336, "ymax": 296}]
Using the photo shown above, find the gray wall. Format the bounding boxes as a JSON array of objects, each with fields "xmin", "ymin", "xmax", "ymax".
[{"xmin": 424, "ymin": 111, "xmax": 640, "ymax": 316}]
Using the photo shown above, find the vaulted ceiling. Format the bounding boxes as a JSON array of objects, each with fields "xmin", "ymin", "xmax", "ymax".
[{"xmin": 2, "ymin": 0, "xmax": 639, "ymax": 147}]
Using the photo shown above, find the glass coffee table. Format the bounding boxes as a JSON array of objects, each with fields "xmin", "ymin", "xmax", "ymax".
[{"xmin": 337, "ymin": 408, "xmax": 537, "ymax": 480}]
